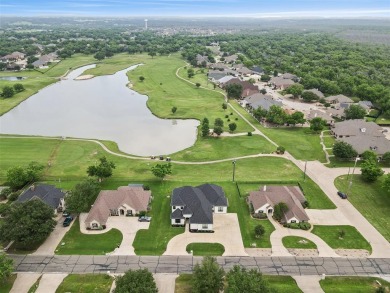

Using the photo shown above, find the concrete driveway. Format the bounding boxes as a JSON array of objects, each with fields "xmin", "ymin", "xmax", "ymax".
[
  {"xmin": 164, "ymin": 213, "xmax": 247, "ymax": 256},
  {"xmin": 305, "ymin": 209, "xmax": 351, "ymax": 226},
  {"xmin": 32, "ymin": 215, "xmax": 75, "ymax": 255},
  {"xmin": 79, "ymin": 213, "xmax": 150, "ymax": 255}
]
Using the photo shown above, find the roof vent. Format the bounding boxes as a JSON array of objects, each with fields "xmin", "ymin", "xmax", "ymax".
[{"xmin": 360, "ymin": 128, "xmax": 366, "ymax": 133}]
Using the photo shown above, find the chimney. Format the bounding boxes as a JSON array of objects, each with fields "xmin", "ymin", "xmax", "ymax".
[
  {"xmin": 30, "ymin": 185, "xmax": 35, "ymax": 191},
  {"xmin": 263, "ymin": 185, "xmax": 267, "ymax": 192}
]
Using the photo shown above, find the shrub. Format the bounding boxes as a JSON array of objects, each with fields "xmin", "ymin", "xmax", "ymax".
[
  {"xmin": 7, "ymin": 192, "xmax": 20, "ymax": 202},
  {"xmin": 235, "ymin": 117, "xmax": 238, "ymax": 121},
  {"xmin": 253, "ymin": 213, "xmax": 268, "ymax": 219},
  {"xmin": 284, "ymin": 222, "xmax": 311, "ymax": 230},
  {"xmin": 0, "ymin": 188, "xmax": 11, "ymax": 200},
  {"xmin": 225, "ymin": 115, "xmax": 229, "ymax": 118},
  {"xmin": 276, "ymin": 146, "xmax": 285, "ymax": 154},
  {"xmin": 248, "ymin": 132, "xmax": 252, "ymax": 136}
]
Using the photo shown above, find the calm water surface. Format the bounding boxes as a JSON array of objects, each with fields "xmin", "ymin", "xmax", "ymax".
[
  {"xmin": 0, "ymin": 76, "xmax": 26, "ymax": 81},
  {"xmin": 0, "ymin": 65, "xmax": 199, "ymax": 156}
]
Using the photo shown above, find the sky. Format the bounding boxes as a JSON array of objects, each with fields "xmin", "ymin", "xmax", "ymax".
[{"xmin": 0, "ymin": 0, "xmax": 389, "ymax": 18}]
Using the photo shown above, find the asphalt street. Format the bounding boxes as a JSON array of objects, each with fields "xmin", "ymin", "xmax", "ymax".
[{"xmin": 10, "ymin": 255, "xmax": 390, "ymax": 276}]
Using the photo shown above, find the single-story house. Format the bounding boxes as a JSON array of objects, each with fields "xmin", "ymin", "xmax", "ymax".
[
  {"xmin": 307, "ymin": 110, "xmax": 334, "ymax": 125},
  {"xmin": 217, "ymin": 75, "xmax": 236, "ymax": 85},
  {"xmin": 84, "ymin": 186, "xmax": 151, "ymax": 229},
  {"xmin": 303, "ymin": 89, "xmax": 325, "ymax": 99},
  {"xmin": 209, "ymin": 62, "xmax": 229, "ymax": 71},
  {"xmin": 236, "ymin": 67, "xmax": 253, "ymax": 77},
  {"xmin": 358, "ymin": 101, "xmax": 373, "ymax": 112},
  {"xmin": 196, "ymin": 54, "xmax": 208, "ymax": 65},
  {"xmin": 325, "ymin": 94, "xmax": 353, "ymax": 104},
  {"xmin": 331, "ymin": 119, "xmax": 390, "ymax": 156},
  {"xmin": 208, "ymin": 70, "xmax": 228, "ymax": 82},
  {"xmin": 281, "ymin": 73, "xmax": 299, "ymax": 81},
  {"xmin": 224, "ymin": 54, "xmax": 238, "ymax": 63},
  {"xmin": 326, "ymin": 107, "xmax": 346, "ymax": 119},
  {"xmin": 0, "ymin": 51, "xmax": 25, "ymax": 63},
  {"xmin": 17, "ymin": 184, "xmax": 65, "ymax": 214},
  {"xmin": 247, "ymin": 185, "xmax": 309, "ymax": 224},
  {"xmin": 224, "ymin": 78, "xmax": 259, "ymax": 98},
  {"xmin": 170, "ymin": 184, "xmax": 228, "ymax": 232},
  {"xmin": 251, "ymin": 66, "xmax": 264, "ymax": 75},
  {"xmin": 269, "ymin": 76, "xmax": 295, "ymax": 90},
  {"xmin": 243, "ymin": 93, "xmax": 283, "ymax": 111}
]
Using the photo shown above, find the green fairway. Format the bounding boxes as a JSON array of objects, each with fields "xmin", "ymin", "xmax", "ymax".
[
  {"xmin": 229, "ymin": 101, "xmax": 327, "ymax": 162},
  {"xmin": 171, "ymin": 135, "xmax": 275, "ymax": 161},
  {"xmin": 282, "ymin": 236, "xmax": 317, "ymax": 249},
  {"xmin": 335, "ymin": 175, "xmax": 390, "ymax": 242},
  {"xmin": 186, "ymin": 243, "xmax": 225, "ymax": 256},
  {"xmin": 127, "ymin": 54, "xmax": 252, "ymax": 133},
  {"xmin": 311, "ymin": 225, "xmax": 371, "ymax": 252},
  {"xmin": 320, "ymin": 277, "xmax": 390, "ymax": 293},
  {"xmin": 55, "ymin": 218, "xmax": 123, "ymax": 255},
  {"xmin": 55, "ymin": 274, "xmax": 113, "ymax": 293}
]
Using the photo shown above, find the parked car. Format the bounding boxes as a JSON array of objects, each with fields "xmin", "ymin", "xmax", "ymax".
[
  {"xmin": 159, "ymin": 156, "xmax": 164, "ymax": 160},
  {"xmin": 63, "ymin": 216, "xmax": 74, "ymax": 227},
  {"xmin": 337, "ymin": 191, "xmax": 347, "ymax": 199},
  {"xmin": 138, "ymin": 216, "xmax": 152, "ymax": 222},
  {"xmin": 62, "ymin": 211, "xmax": 70, "ymax": 217}
]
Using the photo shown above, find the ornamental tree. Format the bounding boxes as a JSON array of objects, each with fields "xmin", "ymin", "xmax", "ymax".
[
  {"xmin": 192, "ymin": 256, "xmax": 224, "ymax": 293},
  {"xmin": 226, "ymin": 265, "xmax": 272, "ymax": 293},
  {"xmin": 151, "ymin": 163, "xmax": 172, "ymax": 180},
  {"xmin": 332, "ymin": 141, "xmax": 358, "ymax": 159}
]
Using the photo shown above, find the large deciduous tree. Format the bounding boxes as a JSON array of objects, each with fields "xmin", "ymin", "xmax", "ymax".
[
  {"xmin": 225, "ymin": 84, "xmax": 242, "ymax": 99},
  {"xmin": 345, "ymin": 104, "xmax": 366, "ymax": 120},
  {"xmin": 151, "ymin": 163, "xmax": 172, "ymax": 179},
  {"xmin": 226, "ymin": 265, "xmax": 272, "ymax": 293},
  {"xmin": 361, "ymin": 160, "xmax": 384, "ymax": 182},
  {"xmin": 286, "ymin": 84, "xmax": 304, "ymax": 99},
  {"xmin": 192, "ymin": 256, "xmax": 224, "ymax": 293},
  {"xmin": 273, "ymin": 202, "xmax": 288, "ymax": 222},
  {"xmin": 65, "ymin": 179, "xmax": 100, "ymax": 214},
  {"xmin": 114, "ymin": 268, "xmax": 158, "ymax": 293},
  {"xmin": 266, "ymin": 105, "xmax": 286, "ymax": 125},
  {"xmin": 0, "ymin": 200, "xmax": 56, "ymax": 249},
  {"xmin": 301, "ymin": 91, "xmax": 319, "ymax": 102},
  {"xmin": 309, "ymin": 117, "xmax": 326, "ymax": 132},
  {"xmin": 6, "ymin": 161, "xmax": 44, "ymax": 191},
  {"xmin": 332, "ymin": 141, "xmax": 358, "ymax": 159},
  {"xmin": 87, "ymin": 156, "xmax": 116, "ymax": 182},
  {"xmin": 0, "ymin": 253, "xmax": 13, "ymax": 284},
  {"xmin": 201, "ymin": 118, "xmax": 210, "ymax": 137}
]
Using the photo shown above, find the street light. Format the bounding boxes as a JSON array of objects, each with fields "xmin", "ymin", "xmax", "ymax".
[
  {"xmin": 347, "ymin": 157, "xmax": 360, "ymax": 194},
  {"xmin": 232, "ymin": 160, "xmax": 236, "ymax": 182}
]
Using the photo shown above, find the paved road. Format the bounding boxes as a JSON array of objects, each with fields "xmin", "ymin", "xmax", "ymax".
[{"xmin": 10, "ymin": 255, "xmax": 390, "ymax": 276}]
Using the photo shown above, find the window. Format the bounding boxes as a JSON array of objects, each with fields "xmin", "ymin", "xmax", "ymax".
[
  {"xmin": 92, "ymin": 223, "xmax": 98, "ymax": 228},
  {"xmin": 291, "ymin": 220, "xmax": 296, "ymax": 223},
  {"xmin": 202, "ymin": 224, "xmax": 208, "ymax": 229},
  {"xmin": 175, "ymin": 219, "xmax": 181, "ymax": 224},
  {"xmin": 218, "ymin": 207, "xmax": 223, "ymax": 212},
  {"xmin": 172, "ymin": 206, "xmax": 176, "ymax": 210}
]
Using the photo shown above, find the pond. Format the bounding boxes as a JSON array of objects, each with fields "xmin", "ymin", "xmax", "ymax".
[
  {"xmin": 0, "ymin": 76, "xmax": 26, "ymax": 81},
  {"xmin": 0, "ymin": 64, "xmax": 199, "ymax": 156}
]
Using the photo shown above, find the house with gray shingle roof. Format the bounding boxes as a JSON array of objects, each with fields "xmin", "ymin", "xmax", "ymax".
[
  {"xmin": 170, "ymin": 184, "xmax": 228, "ymax": 232},
  {"xmin": 331, "ymin": 119, "xmax": 390, "ymax": 156},
  {"xmin": 247, "ymin": 185, "xmax": 309, "ymax": 224},
  {"xmin": 17, "ymin": 184, "xmax": 65, "ymax": 214},
  {"xmin": 325, "ymin": 94, "xmax": 353, "ymax": 104},
  {"xmin": 85, "ymin": 186, "xmax": 151, "ymax": 229},
  {"xmin": 243, "ymin": 93, "xmax": 283, "ymax": 111}
]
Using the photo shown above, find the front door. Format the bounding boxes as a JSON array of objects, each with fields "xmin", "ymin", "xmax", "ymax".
[{"xmin": 120, "ymin": 209, "xmax": 125, "ymax": 215}]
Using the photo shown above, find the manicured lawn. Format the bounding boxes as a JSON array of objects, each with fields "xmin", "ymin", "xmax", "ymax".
[
  {"xmin": 282, "ymin": 236, "xmax": 317, "ymax": 249},
  {"xmin": 264, "ymin": 276, "xmax": 303, "ymax": 293},
  {"xmin": 28, "ymin": 276, "xmax": 41, "ymax": 293},
  {"xmin": 128, "ymin": 54, "xmax": 252, "ymax": 132},
  {"xmin": 175, "ymin": 274, "xmax": 193, "ymax": 293},
  {"xmin": 55, "ymin": 218, "xmax": 123, "ymax": 255},
  {"xmin": 55, "ymin": 274, "xmax": 113, "ymax": 293},
  {"xmin": 174, "ymin": 274, "xmax": 302, "ymax": 293},
  {"xmin": 186, "ymin": 243, "xmax": 225, "ymax": 256},
  {"xmin": 311, "ymin": 225, "xmax": 372, "ymax": 252},
  {"xmin": 171, "ymin": 135, "xmax": 275, "ymax": 161},
  {"xmin": 229, "ymin": 101, "xmax": 327, "ymax": 162},
  {"xmin": 0, "ymin": 274, "xmax": 17, "ymax": 293},
  {"xmin": 322, "ymin": 135, "xmax": 336, "ymax": 148},
  {"xmin": 320, "ymin": 277, "xmax": 390, "ymax": 293},
  {"xmin": 376, "ymin": 115, "xmax": 390, "ymax": 125},
  {"xmin": 177, "ymin": 67, "xmax": 218, "ymax": 91},
  {"xmin": 335, "ymin": 175, "xmax": 390, "ymax": 242}
]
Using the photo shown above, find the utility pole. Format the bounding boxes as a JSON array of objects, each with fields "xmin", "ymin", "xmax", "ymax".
[
  {"xmin": 303, "ymin": 160, "xmax": 307, "ymax": 182},
  {"xmin": 232, "ymin": 160, "xmax": 236, "ymax": 182},
  {"xmin": 347, "ymin": 157, "xmax": 359, "ymax": 194}
]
